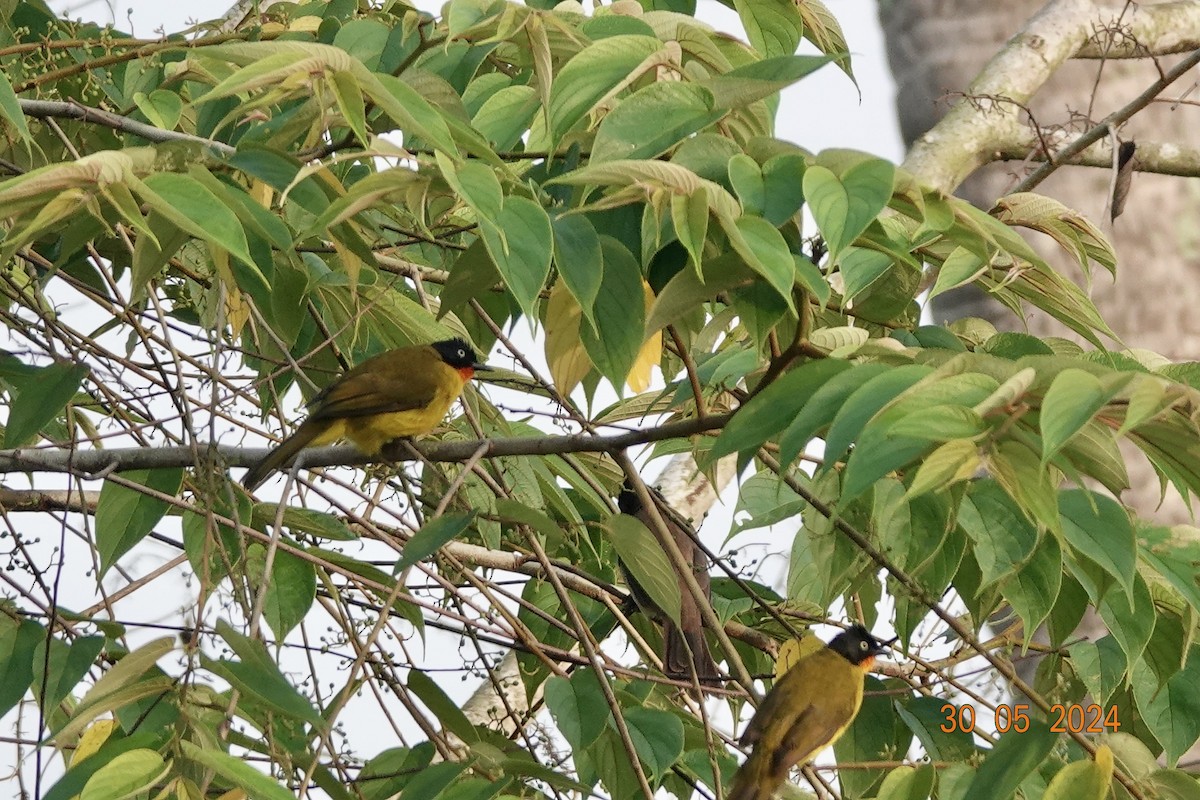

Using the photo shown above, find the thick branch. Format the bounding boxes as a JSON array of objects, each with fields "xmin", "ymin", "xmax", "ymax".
[
  {"xmin": 1074, "ymin": 1, "xmax": 1200, "ymax": 57},
  {"xmin": 0, "ymin": 415, "xmax": 730, "ymax": 476},
  {"xmin": 902, "ymin": 0, "xmax": 1200, "ymax": 193}
]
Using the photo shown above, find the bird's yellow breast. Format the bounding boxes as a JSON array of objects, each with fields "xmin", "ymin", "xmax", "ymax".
[{"xmin": 341, "ymin": 372, "xmax": 466, "ymax": 454}]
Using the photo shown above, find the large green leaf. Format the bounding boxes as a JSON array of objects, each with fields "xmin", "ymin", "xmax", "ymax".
[
  {"xmin": 95, "ymin": 469, "xmax": 184, "ymax": 575},
  {"xmin": 547, "ymin": 36, "xmax": 664, "ymax": 140},
  {"xmin": 1058, "ymin": 490, "xmax": 1136, "ymax": 594},
  {"xmin": 592, "ymin": 82, "xmax": 723, "ymax": 163},
  {"xmin": 478, "ymin": 196, "xmax": 554, "ymax": 320},
  {"xmin": 545, "ymin": 668, "xmax": 611, "ymax": 750},
  {"xmin": 2, "ymin": 360, "xmax": 88, "ymax": 448},
  {"xmin": 803, "ymin": 153, "xmax": 895, "ymax": 258}
]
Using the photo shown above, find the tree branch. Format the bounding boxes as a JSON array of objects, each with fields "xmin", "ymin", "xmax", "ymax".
[
  {"xmin": 18, "ymin": 100, "xmax": 236, "ymax": 156},
  {"xmin": 0, "ymin": 414, "xmax": 731, "ymax": 476},
  {"xmin": 902, "ymin": 0, "xmax": 1200, "ymax": 193}
]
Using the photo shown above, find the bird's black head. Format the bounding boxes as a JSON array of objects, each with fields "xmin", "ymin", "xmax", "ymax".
[
  {"xmin": 828, "ymin": 624, "xmax": 890, "ymax": 666},
  {"xmin": 431, "ymin": 338, "xmax": 491, "ymax": 371}
]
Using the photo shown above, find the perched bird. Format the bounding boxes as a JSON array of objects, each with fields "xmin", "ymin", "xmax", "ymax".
[
  {"xmin": 242, "ymin": 338, "xmax": 490, "ymax": 490},
  {"xmin": 729, "ymin": 625, "xmax": 890, "ymax": 800},
  {"xmin": 617, "ymin": 481, "xmax": 721, "ymax": 686}
]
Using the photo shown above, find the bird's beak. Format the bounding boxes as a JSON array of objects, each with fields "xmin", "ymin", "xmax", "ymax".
[{"xmin": 873, "ymin": 637, "xmax": 899, "ymax": 657}]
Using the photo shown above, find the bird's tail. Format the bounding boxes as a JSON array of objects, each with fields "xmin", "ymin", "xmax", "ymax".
[
  {"xmin": 727, "ymin": 748, "xmax": 772, "ymax": 800},
  {"xmin": 241, "ymin": 419, "xmax": 327, "ymax": 491},
  {"xmin": 663, "ymin": 621, "xmax": 720, "ymax": 685}
]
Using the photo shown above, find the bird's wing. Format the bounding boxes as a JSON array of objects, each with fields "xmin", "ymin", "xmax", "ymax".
[
  {"xmin": 739, "ymin": 669, "xmax": 798, "ymax": 747},
  {"xmin": 310, "ymin": 368, "xmax": 441, "ymax": 420},
  {"xmin": 775, "ymin": 702, "xmax": 851, "ymax": 772}
]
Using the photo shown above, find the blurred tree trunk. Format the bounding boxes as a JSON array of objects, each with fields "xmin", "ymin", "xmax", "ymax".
[{"xmin": 880, "ymin": 0, "xmax": 1200, "ymax": 524}]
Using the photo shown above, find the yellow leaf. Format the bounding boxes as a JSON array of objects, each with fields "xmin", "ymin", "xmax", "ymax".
[
  {"xmin": 626, "ymin": 280, "xmax": 661, "ymax": 393},
  {"xmin": 211, "ymin": 248, "xmax": 250, "ymax": 338},
  {"xmin": 249, "ymin": 180, "xmax": 273, "ymax": 208},
  {"xmin": 546, "ymin": 282, "xmax": 591, "ymax": 395},
  {"xmin": 71, "ymin": 719, "xmax": 117, "ymax": 766}
]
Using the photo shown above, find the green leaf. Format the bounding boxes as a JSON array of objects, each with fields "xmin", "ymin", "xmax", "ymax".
[
  {"xmin": 95, "ymin": 469, "xmax": 184, "ymax": 575},
  {"xmin": 251, "ymin": 504, "xmax": 356, "ymax": 541},
  {"xmin": 893, "ymin": 695, "xmax": 976, "ymax": 761},
  {"xmin": 928, "ymin": 246, "xmax": 987, "ymax": 301},
  {"xmin": 398, "ymin": 513, "xmax": 475, "ymax": 571},
  {"xmin": 552, "ymin": 213, "xmax": 603, "ymax": 333},
  {"xmin": 833, "ymin": 676, "xmax": 912, "ymax": 797},
  {"xmin": 580, "ymin": 238, "xmax": 644, "ymax": 389},
  {"xmin": 33, "ymin": 634, "xmax": 105, "ymax": 710},
  {"xmin": 821, "ymin": 363, "xmax": 933, "ymax": 468},
  {"xmin": 1042, "ymin": 750, "xmax": 1113, "ymax": 800},
  {"xmin": 1098, "ymin": 571, "xmax": 1154, "ymax": 666},
  {"xmin": 1137, "ymin": 525, "xmax": 1200, "ymax": 614},
  {"xmin": 964, "ymin": 722, "xmax": 1057, "ymax": 800},
  {"xmin": 80, "ymin": 749, "xmax": 167, "ymax": 800},
  {"xmin": 804, "ymin": 155, "xmax": 894, "ymax": 258},
  {"xmin": 760, "ymin": 153, "xmax": 807, "ymax": 226},
  {"xmin": 408, "ymin": 668, "xmax": 479, "ymax": 744},
  {"xmin": 670, "ymin": 186, "xmax": 709, "ymax": 277},
  {"xmin": 988, "ymin": 438, "xmax": 1060, "ymax": 532},
  {"xmin": 723, "ymin": 214, "xmax": 796, "ymax": 309},
  {"xmin": 329, "ymin": 69, "xmax": 369, "ymax": 146},
  {"xmin": 437, "ymin": 153, "xmax": 503, "ymax": 218},
  {"xmin": 250, "ymin": 544, "xmax": 316, "ymax": 640},
  {"xmin": 732, "ymin": 0, "xmax": 803, "ymax": 57},
  {"xmin": 0, "ymin": 70, "xmax": 31, "ymax": 141},
  {"xmin": 728, "ymin": 154, "xmax": 765, "ymax": 216},
  {"xmin": 622, "ymin": 707, "xmax": 684, "ymax": 780},
  {"xmin": 605, "ymin": 513, "xmax": 681, "ymax": 625},
  {"xmin": 473, "ymin": 84, "xmax": 540, "ymax": 150},
  {"xmin": 1002, "ymin": 531, "xmax": 1062, "ymax": 632},
  {"xmin": 363, "ymin": 72, "xmax": 460, "ymax": 157},
  {"xmin": 206, "ymin": 620, "xmax": 327, "ymax": 730},
  {"xmin": 1058, "ymin": 490, "xmax": 1135, "ymax": 594},
  {"xmin": 777, "ymin": 362, "xmax": 892, "ymax": 468},
  {"xmin": 1040, "ymin": 368, "xmax": 1116, "ymax": 462},
  {"xmin": 592, "ymin": 82, "xmax": 723, "ymax": 163},
  {"xmin": 180, "ymin": 741, "xmax": 297, "ymax": 800},
  {"xmin": 184, "ymin": 493, "xmax": 248, "ymax": 584},
  {"xmin": 906, "ymin": 439, "xmax": 981, "ymax": 499},
  {"xmin": 135, "ymin": 173, "xmax": 263, "ymax": 282},
  {"xmin": 398, "ymin": 762, "xmax": 467, "ymax": 800},
  {"xmin": 1133, "ymin": 649, "xmax": 1200, "ymax": 765},
  {"xmin": 3, "ymin": 360, "xmax": 88, "ymax": 447},
  {"xmin": 333, "ymin": 18, "xmax": 390, "ymax": 71},
  {"xmin": 478, "ymin": 195, "xmax": 554, "ymax": 320},
  {"xmin": 703, "ymin": 55, "xmax": 835, "ymax": 110},
  {"xmin": 545, "ymin": 668, "xmax": 611, "ymax": 750},
  {"xmin": 710, "ymin": 358, "xmax": 853, "ymax": 461},
  {"xmin": 875, "ymin": 765, "xmax": 935, "ymax": 800},
  {"xmin": 0, "ymin": 617, "xmax": 41, "ymax": 716},
  {"xmin": 839, "ymin": 246, "xmax": 895, "ymax": 304},
  {"xmin": 1068, "ymin": 636, "xmax": 1126, "ymax": 706},
  {"xmin": 547, "ymin": 36, "xmax": 664, "ymax": 141},
  {"xmin": 739, "ymin": 469, "xmax": 807, "ymax": 535},
  {"xmin": 957, "ymin": 480, "xmax": 1039, "ymax": 589},
  {"xmin": 646, "ymin": 252, "xmax": 754, "ymax": 334},
  {"xmin": 888, "ymin": 406, "xmax": 986, "ymax": 442},
  {"xmin": 132, "ymin": 89, "xmax": 183, "ymax": 130}
]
